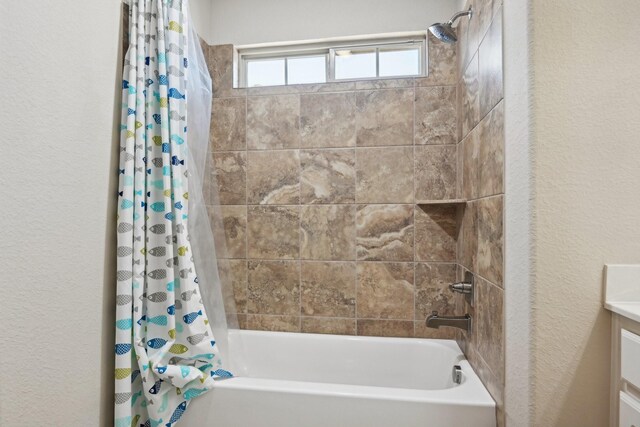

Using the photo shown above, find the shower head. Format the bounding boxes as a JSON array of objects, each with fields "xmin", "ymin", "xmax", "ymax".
[{"xmin": 428, "ymin": 7, "xmax": 473, "ymax": 44}]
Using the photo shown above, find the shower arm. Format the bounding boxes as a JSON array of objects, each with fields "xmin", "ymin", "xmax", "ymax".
[{"xmin": 447, "ymin": 8, "xmax": 473, "ymax": 26}]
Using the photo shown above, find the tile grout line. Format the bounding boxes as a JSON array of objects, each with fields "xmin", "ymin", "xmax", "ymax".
[{"xmin": 412, "ymin": 82, "xmax": 417, "ymax": 337}]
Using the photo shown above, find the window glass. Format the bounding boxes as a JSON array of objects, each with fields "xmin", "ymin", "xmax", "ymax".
[
  {"xmin": 287, "ymin": 56, "xmax": 327, "ymax": 84},
  {"xmin": 379, "ymin": 47, "xmax": 420, "ymax": 77},
  {"xmin": 334, "ymin": 49, "xmax": 376, "ymax": 80},
  {"xmin": 247, "ymin": 58, "xmax": 285, "ymax": 87}
]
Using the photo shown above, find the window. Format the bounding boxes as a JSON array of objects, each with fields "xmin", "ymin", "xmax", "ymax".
[{"xmin": 237, "ymin": 34, "xmax": 426, "ymax": 88}]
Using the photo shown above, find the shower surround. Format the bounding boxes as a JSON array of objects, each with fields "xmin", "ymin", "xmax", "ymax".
[
  {"xmin": 455, "ymin": 0, "xmax": 504, "ymax": 425},
  {"xmin": 204, "ymin": 34, "xmax": 462, "ymax": 339},
  {"xmin": 203, "ymin": 4, "xmax": 504, "ymax": 421}
]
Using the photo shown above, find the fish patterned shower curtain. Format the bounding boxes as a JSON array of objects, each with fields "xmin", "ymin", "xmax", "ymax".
[{"xmin": 115, "ymin": 1, "xmax": 231, "ymax": 426}]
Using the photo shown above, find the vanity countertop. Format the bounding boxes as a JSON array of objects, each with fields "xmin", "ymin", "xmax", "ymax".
[
  {"xmin": 604, "ymin": 302, "xmax": 640, "ymax": 324},
  {"xmin": 604, "ymin": 264, "xmax": 640, "ymax": 323}
]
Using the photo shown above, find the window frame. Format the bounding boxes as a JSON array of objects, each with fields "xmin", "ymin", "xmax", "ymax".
[{"xmin": 236, "ymin": 33, "xmax": 427, "ymax": 88}]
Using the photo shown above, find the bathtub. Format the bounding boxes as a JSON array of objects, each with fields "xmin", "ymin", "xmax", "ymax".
[{"xmin": 181, "ymin": 330, "xmax": 496, "ymax": 427}]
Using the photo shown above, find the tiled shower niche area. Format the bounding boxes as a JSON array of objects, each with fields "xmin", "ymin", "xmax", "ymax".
[{"xmin": 203, "ymin": 23, "xmax": 501, "ymax": 345}]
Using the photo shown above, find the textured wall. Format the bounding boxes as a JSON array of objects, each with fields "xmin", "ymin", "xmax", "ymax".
[
  {"xmin": 531, "ymin": 1, "xmax": 640, "ymax": 425},
  {"xmin": 454, "ymin": 0, "xmax": 505, "ymax": 425},
  {"xmin": 0, "ymin": 1, "xmax": 122, "ymax": 426},
  {"xmin": 205, "ymin": 0, "xmax": 461, "ymax": 46},
  {"xmin": 205, "ymin": 35, "xmax": 467, "ymax": 338}
]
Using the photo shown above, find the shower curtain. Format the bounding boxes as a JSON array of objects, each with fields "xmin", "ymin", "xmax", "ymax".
[{"xmin": 115, "ymin": 1, "xmax": 231, "ymax": 426}]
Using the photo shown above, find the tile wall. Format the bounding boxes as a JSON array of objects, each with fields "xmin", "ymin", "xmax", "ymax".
[
  {"xmin": 454, "ymin": 0, "xmax": 505, "ymax": 425},
  {"xmin": 204, "ymin": 34, "xmax": 465, "ymax": 339}
]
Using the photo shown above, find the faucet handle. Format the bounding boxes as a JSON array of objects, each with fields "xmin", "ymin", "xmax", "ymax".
[
  {"xmin": 450, "ymin": 282, "xmax": 473, "ymax": 294},
  {"xmin": 449, "ymin": 272, "xmax": 475, "ymax": 302}
]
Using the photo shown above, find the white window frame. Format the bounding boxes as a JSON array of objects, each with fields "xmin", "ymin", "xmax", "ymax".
[{"xmin": 235, "ymin": 33, "xmax": 427, "ymax": 88}]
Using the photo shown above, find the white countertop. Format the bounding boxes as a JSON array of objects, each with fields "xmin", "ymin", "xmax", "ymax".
[
  {"xmin": 604, "ymin": 264, "xmax": 640, "ymax": 323},
  {"xmin": 605, "ymin": 302, "xmax": 640, "ymax": 324}
]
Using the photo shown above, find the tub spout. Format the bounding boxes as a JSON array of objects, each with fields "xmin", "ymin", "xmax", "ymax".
[{"xmin": 426, "ymin": 311, "xmax": 472, "ymax": 334}]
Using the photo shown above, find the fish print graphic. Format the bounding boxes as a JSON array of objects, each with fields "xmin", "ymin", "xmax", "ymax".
[
  {"xmin": 117, "ymin": 222, "xmax": 133, "ymax": 233},
  {"xmin": 167, "ymin": 401, "xmax": 187, "ymax": 425},
  {"xmin": 114, "ymin": 343, "xmax": 132, "ymax": 355},
  {"xmin": 148, "ymin": 246, "xmax": 166, "ymax": 257},
  {"xmin": 147, "ymin": 292, "xmax": 167, "ymax": 303},
  {"xmin": 148, "ymin": 269, "xmax": 167, "ymax": 280},
  {"xmin": 186, "ymin": 331, "xmax": 208, "ymax": 345},
  {"xmin": 147, "ymin": 338, "xmax": 167, "ymax": 349},
  {"xmin": 117, "ymin": 246, "xmax": 133, "ymax": 257},
  {"xmin": 149, "ymin": 379, "xmax": 163, "ymax": 395},
  {"xmin": 116, "ymin": 294, "xmax": 132, "ymax": 305},
  {"xmin": 182, "ymin": 310, "xmax": 202, "ymax": 324},
  {"xmin": 115, "ymin": 3, "xmax": 229, "ymax": 425},
  {"xmin": 182, "ymin": 388, "xmax": 206, "ymax": 400},
  {"xmin": 168, "ymin": 344, "xmax": 189, "ymax": 354},
  {"xmin": 149, "ymin": 224, "xmax": 166, "ymax": 234},
  {"xmin": 114, "ymin": 392, "xmax": 132, "ymax": 405}
]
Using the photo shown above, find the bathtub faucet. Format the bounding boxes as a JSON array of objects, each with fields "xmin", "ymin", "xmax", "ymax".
[{"xmin": 426, "ymin": 311, "xmax": 472, "ymax": 334}]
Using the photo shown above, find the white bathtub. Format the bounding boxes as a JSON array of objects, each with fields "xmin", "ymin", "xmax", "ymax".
[{"xmin": 181, "ymin": 330, "xmax": 496, "ymax": 427}]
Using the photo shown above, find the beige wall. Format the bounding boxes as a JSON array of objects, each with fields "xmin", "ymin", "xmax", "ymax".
[
  {"xmin": 203, "ymin": 0, "xmax": 461, "ymax": 45},
  {"xmin": 0, "ymin": 1, "xmax": 122, "ymax": 425},
  {"xmin": 530, "ymin": 0, "xmax": 640, "ymax": 425}
]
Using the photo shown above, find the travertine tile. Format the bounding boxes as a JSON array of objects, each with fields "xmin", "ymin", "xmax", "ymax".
[
  {"xmin": 247, "ymin": 95, "xmax": 300, "ymax": 149},
  {"xmin": 247, "ymin": 260, "xmax": 300, "ymax": 315},
  {"xmin": 301, "ymin": 317, "xmax": 356, "ymax": 335},
  {"xmin": 415, "ymin": 205, "xmax": 457, "ymax": 262},
  {"xmin": 356, "ymin": 146, "xmax": 414, "ymax": 203},
  {"xmin": 415, "ymin": 262, "xmax": 457, "ymax": 291},
  {"xmin": 414, "ymin": 321, "xmax": 457, "ymax": 339},
  {"xmin": 415, "ymin": 145, "xmax": 457, "ymax": 200},
  {"xmin": 475, "ymin": 0, "xmax": 498, "ymax": 45},
  {"xmin": 458, "ymin": 200, "xmax": 478, "ymax": 271},
  {"xmin": 415, "ymin": 262, "xmax": 457, "ymax": 318},
  {"xmin": 415, "ymin": 86, "xmax": 457, "ymax": 145},
  {"xmin": 217, "ymin": 259, "xmax": 247, "ymax": 314},
  {"xmin": 478, "ymin": 100, "xmax": 504, "ymax": 197},
  {"xmin": 456, "ymin": 0, "xmax": 478, "ymax": 77},
  {"xmin": 211, "ymin": 97, "xmax": 246, "ymax": 151},
  {"xmin": 355, "ymin": 89, "xmax": 414, "ymax": 147},
  {"xmin": 462, "ymin": 125, "xmax": 480, "ymax": 200},
  {"xmin": 461, "ymin": 53, "xmax": 480, "ymax": 139},
  {"xmin": 247, "ymin": 206, "xmax": 300, "ymax": 259},
  {"xmin": 475, "ymin": 276, "xmax": 504, "ymax": 385},
  {"xmin": 300, "ymin": 149, "xmax": 355, "ymax": 204},
  {"xmin": 300, "ymin": 92, "xmax": 356, "ymax": 148},
  {"xmin": 220, "ymin": 205, "xmax": 247, "ymax": 258},
  {"xmin": 301, "ymin": 261, "xmax": 356, "ymax": 317},
  {"xmin": 300, "ymin": 205, "xmax": 356, "ymax": 260},
  {"xmin": 357, "ymin": 319, "xmax": 414, "ymax": 338},
  {"xmin": 356, "ymin": 262, "xmax": 414, "ymax": 320},
  {"xmin": 421, "ymin": 33, "xmax": 457, "ymax": 86},
  {"xmin": 246, "ymin": 315, "xmax": 300, "ymax": 332},
  {"xmin": 456, "ymin": 140, "xmax": 464, "ymax": 199},
  {"xmin": 479, "ymin": 9, "xmax": 503, "ymax": 118},
  {"xmin": 208, "ymin": 44, "xmax": 246, "ymax": 98},
  {"xmin": 477, "ymin": 196, "xmax": 503, "ymax": 286},
  {"xmin": 246, "ymin": 150, "xmax": 300, "ymax": 204},
  {"xmin": 212, "ymin": 151, "xmax": 246, "ymax": 205},
  {"xmin": 355, "ymin": 78, "xmax": 415, "ymax": 90},
  {"xmin": 356, "ymin": 204, "xmax": 414, "ymax": 261}
]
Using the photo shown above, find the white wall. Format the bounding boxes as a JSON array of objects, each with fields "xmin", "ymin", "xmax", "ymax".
[
  {"xmin": 0, "ymin": 1, "xmax": 122, "ymax": 425},
  {"xmin": 503, "ymin": 0, "xmax": 534, "ymax": 424},
  {"xmin": 205, "ymin": 0, "xmax": 461, "ymax": 45},
  {"xmin": 190, "ymin": 0, "xmax": 212, "ymax": 38}
]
